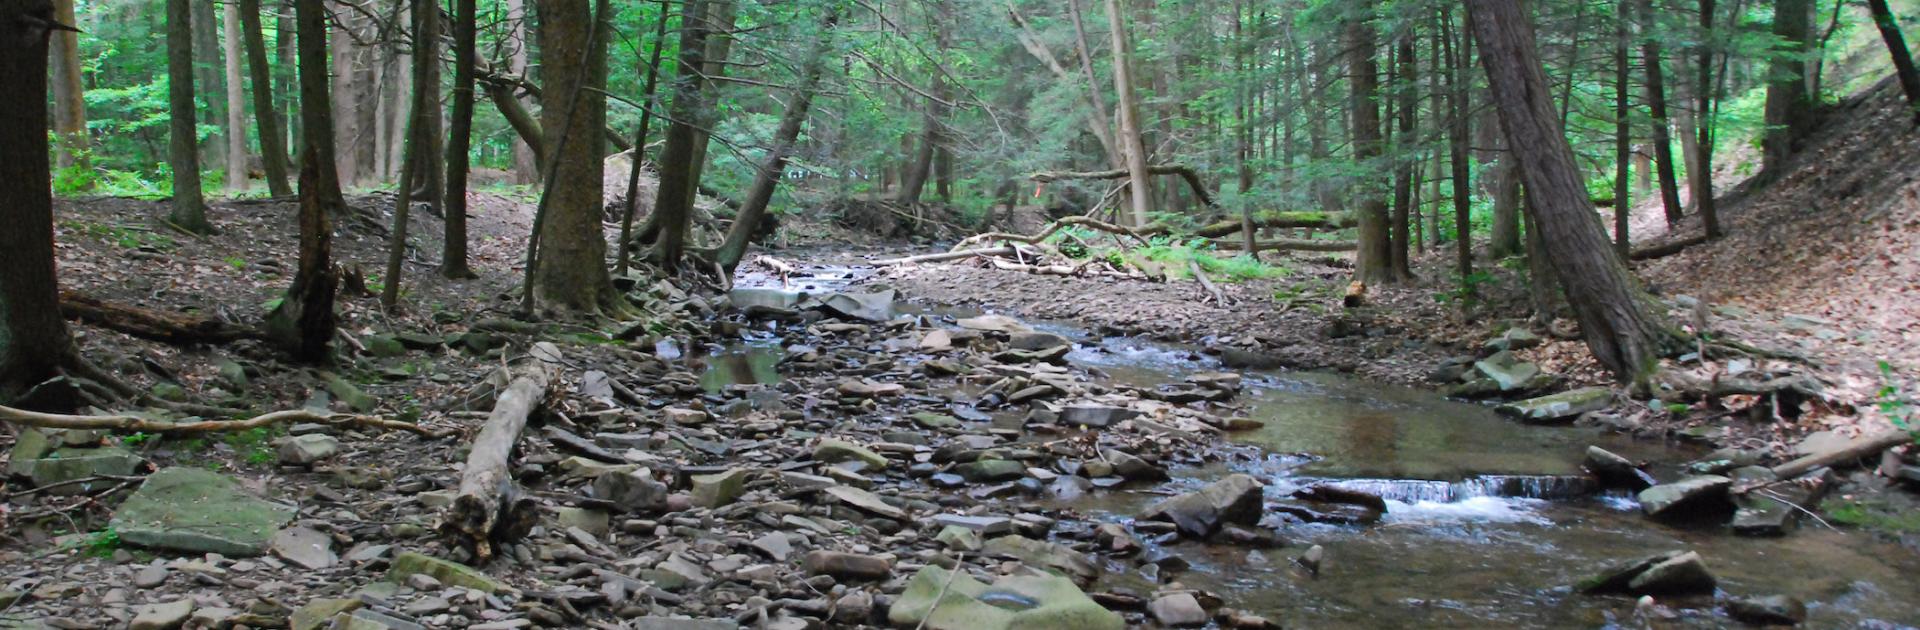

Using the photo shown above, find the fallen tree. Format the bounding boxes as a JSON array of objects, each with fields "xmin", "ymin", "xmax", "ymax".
[
  {"xmin": 60, "ymin": 290, "xmax": 261, "ymax": 345},
  {"xmin": 948, "ymin": 215, "xmax": 1166, "ymax": 253},
  {"xmin": 1190, "ymin": 212, "xmax": 1354, "ymax": 237},
  {"xmin": 1215, "ymin": 238, "xmax": 1359, "ymax": 253},
  {"xmin": 443, "ymin": 343, "xmax": 561, "ymax": 562},
  {"xmin": 1030, "ymin": 164, "xmax": 1220, "ymax": 208},
  {"xmin": 1629, "ymin": 234, "xmax": 1711, "ymax": 261}
]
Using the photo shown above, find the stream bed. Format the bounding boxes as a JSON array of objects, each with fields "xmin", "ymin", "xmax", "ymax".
[{"xmin": 709, "ymin": 276, "xmax": 1920, "ymax": 628}]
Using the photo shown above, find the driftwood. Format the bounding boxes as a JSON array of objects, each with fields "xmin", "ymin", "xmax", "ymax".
[
  {"xmin": 60, "ymin": 291, "xmax": 260, "ymax": 345},
  {"xmin": 0, "ymin": 404, "xmax": 449, "ymax": 438},
  {"xmin": 1771, "ymin": 431, "xmax": 1912, "ymax": 479},
  {"xmin": 1188, "ymin": 260, "xmax": 1227, "ymax": 306},
  {"xmin": 949, "ymin": 216, "xmax": 1167, "ymax": 253},
  {"xmin": 875, "ymin": 246, "xmax": 1018, "ymax": 266},
  {"xmin": 1030, "ymin": 164, "xmax": 1220, "ymax": 208},
  {"xmin": 1217, "ymin": 238, "xmax": 1360, "ymax": 253},
  {"xmin": 443, "ymin": 343, "xmax": 562, "ymax": 562}
]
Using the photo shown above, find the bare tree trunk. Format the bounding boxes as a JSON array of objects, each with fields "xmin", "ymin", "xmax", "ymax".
[
  {"xmin": 0, "ymin": 3, "xmax": 79, "ymax": 393},
  {"xmin": 265, "ymin": 0, "xmax": 340, "ymax": 363},
  {"xmin": 1489, "ymin": 151, "xmax": 1522, "ymax": 257},
  {"xmin": 1693, "ymin": 0, "xmax": 1721, "ymax": 238},
  {"xmin": 684, "ymin": 0, "xmax": 738, "ymax": 210},
  {"xmin": 716, "ymin": 8, "xmax": 839, "ymax": 273},
  {"xmin": 614, "ymin": 0, "xmax": 671, "ymax": 275},
  {"xmin": 1444, "ymin": 7, "xmax": 1474, "ymax": 293},
  {"xmin": 1867, "ymin": 0, "xmax": 1920, "ymax": 120},
  {"xmin": 278, "ymin": 4, "xmax": 297, "ymax": 164},
  {"xmin": 648, "ymin": 0, "xmax": 710, "ymax": 271},
  {"xmin": 193, "ymin": 0, "xmax": 225, "ymax": 175},
  {"xmin": 223, "ymin": 2, "xmax": 249, "ymax": 194},
  {"xmin": 1762, "ymin": 0, "xmax": 1813, "ymax": 173},
  {"xmin": 1469, "ymin": 0, "xmax": 1681, "ymax": 386},
  {"xmin": 1107, "ymin": 0, "xmax": 1155, "ymax": 227},
  {"xmin": 1066, "ymin": 0, "xmax": 1122, "ymax": 169},
  {"xmin": 1390, "ymin": 30, "xmax": 1416, "ymax": 278},
  {"xmin": 529, "ymin": 0, "xmax": 613, "ymax": 309},
  {"xmin": 331, "ymin": 8, "xmax": 361, "ymax": 186},
  {"xmin": 1614, "ymin": 0, "xmax": 1633, "ymax": 258},
  {"xmin": 503, "ymin": 0, "xmax": 537, "ymax": 183},
  {"xmin": 240, "ymin": 0, "xmax": 292, "ymax": 196},
  {"xmin": 168, "ymin": 0, "xmax": 213, "ymax": 233},
  {"xmin": 49, "ymin": 0, "xmax": 87, "ymax": 187},
  {"xmin": 381, "ymin": 0, "xmax": 442, "ymax": 308},
  {"xmin": 443, "ymin": 0, "xmax": 478, "ymax": 278},
  {"xmin": 1347, "ymin": 12, "xmax": 1395, "ymax": 284}
]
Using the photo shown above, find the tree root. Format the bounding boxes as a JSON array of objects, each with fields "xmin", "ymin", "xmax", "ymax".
[{"xmin": 0, "ymin": 404, "xmax": 453, "ymax": 438}]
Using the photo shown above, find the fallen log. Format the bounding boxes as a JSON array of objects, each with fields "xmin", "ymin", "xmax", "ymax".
[
  {"xmin": 443, "ymin": 342, "xmax": 562, "ymax": 562},
  {"xmin": 1772, "ymin": 431, "xmax": 1912, "ymax": 479},
  {"xmin": 59, "ymin": 290, "xmax": 261, "ymax": 345},
  {"xmin": 874, "ymin": 245, "xmax": 1018, "ymax": 266},
  {"xmin": 1191, "ymin": 212, "xmax": 1355, "ymax": 237},
  {"xmin": 0, "ymin": 404, "xmax": 450, "ymax": 438},
  {"xmin": 1189, "ymin": 260, "xmax": 1227, "ymax": 306},
  {"xmin": 1217, "ymin": 238, "xmax": 1360, "ymax": 253},
  {"xmin": 1030, "ymin": 164, "xmax": 1220, "ymax": 208},
  {"xmin": 948, "ymin": 215, "xmax": 1168, "ymax": 253},
  {"xmin": 1629, "ymin": 234, "xmax": 1711, "ymax": 261}
]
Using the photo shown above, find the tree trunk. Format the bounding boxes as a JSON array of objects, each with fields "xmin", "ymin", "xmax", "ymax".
[
  {"xmin": 715, "ymin": 8, "xmax": 840, "ymax": 274},
  {"xmin": 684, "ymin": 0, "xmax": 738, "ymax": 211},
  {"xmin": 1445, "ymin": 8, "xmax": 1474, "ymax": 293},
  {"xmin": 1391, "ymin": 30, "xmax": 1416, "ymax": 279},
  {"xmin": 265, "ymin": 0, "xmax": 340, "ymax": 364},
  {"xmin": 223, "ymin": 2, "xmax": 249, "ymax": 195},
  {"xmin": 1614, "ymin": 1, "xmax": 1633, "ymax": 259},
  {"xmin": 1867, "ymin": 0, "xmax": 1920, "ymax": 120},
  {"xmin": 1066, "ymin": 0, "xmax": 1122, "ymax": 169},
  {"xmin": 530, "ymin": 0, "xmax": 613, "ymax": 309},
  {"xmin": 1693, "ymin": 0, "xmax": 1721, "ymax": 239},
  {"xmin": 648, "ymin": 0, "xmax": 711, "ymax": 271},
  {"xmin": 193, "ymin": 0, "xmax": 225, "ymax": 175},
  {"xmin": 614, "ymin": 0, "xmax": 671, "ymax": 275},
  {"xmin": 382, "ymin": 0, "xmax": 442, "ymax": 309},
  {"xmin": 167, "ymin": 0, "xmax": 213, "ymax": 233},
  {"xmin": 1762, "ymin": 0, "xmax": 1813, "ymax": 173},
  {"xmin": 1347, "ymin": 13, "xmax": 1395, "ymax": 285},
  {"xmin": 443, "ymin": 0, "xmax": 478, "ymax": 279},
  {"xmin": 1468, "ymin": 0, "xmax": 1680, "ymax": 386},
  {"xmin": 331, "ymin": 8, "xmax": 361, "ymax": 185},
  {"xmin": 1107, "ymin": 0, "xmax": 1155, "ymax": 227},
  {"xmin": 896, "ymin": 100, "xmax": 938, "ymax": 204},
  {"xmin": 49, "ymin": 0, "xmax": 87, "ymax": 186},
  {"xmin": 0, "ymin": 2, "xmax": 78, "ymax": 395},
  {"xmin": 239, "ymin": 0, "xmax": 291, "ymax": 196},
  {"xmin": 504, "ymin": 0, "xmax": 538, "ymax": 183},
  {"xmin": 1637, "ymin": 0, "xmax": 1685, "ymax": 226},
  {"xmin": 1489, "ymin": 150, "xmax": 1522, "ymax": 257},
  {"xmin": 277, "ymin": 5, "xmax": 297, "ymax": 164}
]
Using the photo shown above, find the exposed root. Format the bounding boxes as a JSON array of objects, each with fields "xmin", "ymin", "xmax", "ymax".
[{"xmin": 0, "ymin": 404, "xmax": 453, "ymax": 438}]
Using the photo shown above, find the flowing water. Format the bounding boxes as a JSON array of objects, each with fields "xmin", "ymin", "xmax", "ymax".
[{"xmin": 712, "ymin": 280, "xmax": 1920, "ymax": 628}]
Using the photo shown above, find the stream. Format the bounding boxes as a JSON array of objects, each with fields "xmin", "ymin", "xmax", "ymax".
[{"xmin": 701, "ymin": 271, "xmax": 1920, "ymax": 628}]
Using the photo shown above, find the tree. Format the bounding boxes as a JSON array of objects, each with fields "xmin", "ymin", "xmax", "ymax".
[
  {"xmin": 1390, "ymin": 29, "xmax": 1417, "ymax": 279},
  {"xmin": 1636, "ymin": 0, "xmax": 1684, "ymax": 227},
  {"xmin": 1347, "ymin": 11, "xmax": 1397, "ymax": 285},
  {"xmin": 266, "ymin": 0, "xmax": 342, "ymax": 363},
  {"xmin": 529, "ymin": 0, "xmax": 615, "ymax": 310},
  {"xmin": 1692, "ymin": 0, "xmax": 1722, "ymax": 239},
  {"xmin": 1467, "ymin": 0, "xmax": 1681, "ymax": 385},
  {"xmin": 1107, "ymin": 0, "xmax": 1155, "ymax": 227},
  {"xmin": 381, "ymin": 0, "xmax": 443, "ymax": 309},
  {"xmin": 49, "ymin": 0, "xmax": 86, "ymax": 188},
  {"xmin": 1762, "ymin": 0, "xmax": 1814, "ymax": 173},
  {"xmin": 167, "ymin": 0, "xmax": 214, "ymax": 233},
  {"xmin": 1866, "ymin": 0, "xmax": 1920, "ymax": 121},
  {"xmin": 614, "ymin": 0, "xmax": 673, "ymax": 275},
  {"xmin": 442, "ymin": 0, "xmax": 479, "ymax": 279},
  {"xmin": 222, "ymin": 1, "xmax": 248, "ymax": 194},
  {"xmin": 0, "ymin": 0, "xmax": 80, "ymax": 395},
  {"xmin": 239, "ymin": 0, "xmax": 292, "ymax": 196},
  {"xmin": 649, "ymin": 0, "xmax": 713, "ymax": 271},
  {"xmin": 1442, "ymin": 6, "xmax": 1474, "ymax": 294},
  {"xmin": 897, "ymin": 1, "xmax": 948, "ymax": 206},
  {"xmin": 1613, "ymin": 0, "xmax": 1633, "ymax": 258},
  {"xmin": 715, "ymin": 7, "xmax": 841, "ymax": 273}
]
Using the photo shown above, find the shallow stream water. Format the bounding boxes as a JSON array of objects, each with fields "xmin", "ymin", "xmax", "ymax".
[{"xmin": 712, "ymin": 276, "xmax": 1920, "ymax": 628}]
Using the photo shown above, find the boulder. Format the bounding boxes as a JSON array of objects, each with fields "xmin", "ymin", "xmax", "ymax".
[
  {"xmin": 1474, "ymin": 351, "xmax": 1541, "ymax": 392},
  {"xmin": 1726, "ymin": 595, "xmax": 1806, "ymax": 626},
  {"xmin": 1140, "ymin": 474, "xmax": 1266, "ymax": 538},
  {"xmin": 1584, "ymin": 446, "xmax": 1655, "ymax": 490},
  {"xmin": 818, "ymin": 290, "xmax": 895, "ymax": 323},
  {"xmin": 1637, "ymin": 476, "xmax": 1733, "ymax": 521},
  {"xmin": 1148, "ymin": 593, "xmax": 1209, "ymax": 627},
  {"xmin": 111, "ymin": 468, "xmax": 296, "ymax": 556},
  {"xmin": 689, "ymin": 469, "xmax": 750, "ymax": 508},
  {"xmin": 387, "ymin": 552, "xmax": 506, "ymax": 593},
  {"xmin": 1496, "ymin": 387, "xmax": 1614, "ymax": 424},
  {"xmin": 1627, "ymin": 551, "xmax": 1716, "ymax": 595},
  {"xmin": 276, "ymin": 434, "xmax": 341, "ymax": 466},
  {"xmin": 886, "ymin": 565, "xmax": 1124, "ymax": 630}
]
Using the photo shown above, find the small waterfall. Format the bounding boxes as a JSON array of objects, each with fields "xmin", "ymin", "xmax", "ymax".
[{"xmin": 1305, "ymin": 474, "xmax": 1599, "ymax": 504}]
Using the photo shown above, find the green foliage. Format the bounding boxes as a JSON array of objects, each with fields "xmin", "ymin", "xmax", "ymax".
[
  {"xmin": 1876, "ymin": 361, "xmax": 1919, "ymax": 440},
  {"xmin": 119, "ymin": 432, "xmax": 156, "ymax": 447},
  {"xmin": 1827, "ymin": 497, "xmax": 1920, "ymax": 533},
  {"xmin": 82, "ymin": 528, "xmax": 121, "ymax": 558},
  {"xmin": 1433, "ymin": 270, "xmax": 1497, "ymax": 306},
  {"xmin": 1134, "ymin": 236, "xmax": 1287, "ymax": 282}
]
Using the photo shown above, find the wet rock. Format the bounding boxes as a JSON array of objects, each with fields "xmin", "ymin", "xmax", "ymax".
[
  {"xmin": 277, "ymin": 434, "xmax": 341, "ymax": 466},
  {"xmin": 1010, "ymin": 331, "xmax": 1071, "ymax": 351},
  {"xmin": 111, "ymin": 468, "xmax": 296, "ymax": 556},
  {"xmin": 1584, "ymin": 446, "xmax": 1655, "ymax": 490},
  {"xmin": 387, "ymin": 552, "xmax": 506, "ymax": 593},
  {"xmin": 1483, "ymin": 328, "xmax": 1541, "ymax": 353},
  {"xmin": 1141, "ymin": 474, "xmax": 1265, "ymax": 538},
  {"xmin": 957, "ymin": 315, "xmax": 1031, "ymax": 335},
  {"xmin": 1220, "ymin": 348, "xmax": 1288, "ymax": 370},
  {"xmin": 1148, "ymin": 593, "xmax": 1208, "ymax": 627},
  {"xmin": 1291, "ymin": 484, "xmax": 1388, "ymax": 512},
  {"xmin": 1732, "ymin": 472, "xmax": 1827, "ymax": 537},
  {"xmin": 959, "ymin": 459, "xmax": 1026, "ymax": 483},
  {"xmin": 1186, "ymin": 371, "xmax": 1243, "ymax": 391},
  {"xmin": 689, "ymin": 468, "xmax": 749, "ymax": 508},
  {"xmin": 1269, "ymin": 500, "xmax": 1382, "ymax": 526},
  {"xmin": 130, "ymin": 600, "xmax": 194, "ymax": 630},
  {"xmin": 995, "ymin": 345, "xmax": 1072, "ymax": 364},
  {"xmin": 1102, "ymin": 450, "xmax": 1168, "ymax": 482},
  {"xmin": 1628, "ymin": 551, "xmax": 1716, "ymax": 596},
  {"xmin": 593, "ymin": 470, "xmax": 670, "ymax": 513},
  {"xmin": 887, "ymin": 566, "xmax": 1124, "ymax": 630},
  {"xmin": 822, "ymin": 485, "xmax": 906, "ymax": 519},
  {"xmin": 983, "ymin": 535, "xmax": 1098, "ymax": 584},
  {"xmin": 21, "ymin": 446, "xmax": 143, "ymax": 495},
  {"xmin": 1637, "ymin": 475, "xmax": 1733, "ymax": 521},
  {"xmin": 802, "ymin": 550, "xmax": 892, "ymax": 580},
  {"xmin": 1726, "ymin": 595, "xmax": 1806, "ymax": 626},
  {"xmin": 1297, "ymin": 544, "xmax": 1325, "ymax": 576},
  {"xmin": 819, "ymin": 289, "xmax": 895, "ymax": 322},
  {"xmin": 270, "ymin": 526, "xmax": 337, "ymax": 570},
  {"xmin": 1058, "ymin": 403, "xmax": 1137, "ymax": 428},
  {"xmin": 1474, "ymin": 351, "xmax": 1541, "ymax": 391},
  {"xmin": 1496, "ymin": 387, "xmax": 1614, "ymax": 424},
  {"xmin": 814, "ymin": 439, "xmax": 890, "ymax": 468}
]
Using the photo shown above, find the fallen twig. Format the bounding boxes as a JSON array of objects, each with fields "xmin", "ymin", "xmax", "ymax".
[{"xmin": 0, "ymin": 405, "xmax": 450, "ymax": 438}]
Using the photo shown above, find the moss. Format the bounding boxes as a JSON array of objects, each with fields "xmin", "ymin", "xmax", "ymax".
[{"xmin": 1826, "ymin": 498, "xmax": 1920, "ymax": 534}]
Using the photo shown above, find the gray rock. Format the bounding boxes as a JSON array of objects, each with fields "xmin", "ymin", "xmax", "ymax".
[
  {"xmin": 802, "ymin": 550, "xmax": 891, "ymax": 580},
  {"xmin": 22, "ymin": 446, "xmax": 144, "ymax": 495},
  {"xmin": 551, "ymin": 507, "xmax": 610, "ymax": 539},
  {"xmin": 1149, "ymin": 593, "xmax": 1209, "ymax": 627},
  {"xmin": 215, "ymin": 359, "xmax": 250, "ymax": 390},
  {"xmin": 886, "ymin": 566, "xmax": 1123, "ymax": 630},
  {"xmin": 130, "ymin": 600, "xmax": 193, "ymax": 630},
  {"xmin": 387, "ymin": 552, "xmax": 505, "ymax": 593},
  {"xmin": 1474, "ymin": 351, "xmax": 1541, "ymax": 391},
  {"xmin": 630, "ymin": 618, "xmax": 740, "ymax": 630},
  {"xmin": 1141, "ymin": 473, "xmax": 1266, "ymax": 538},
  {"xmin": 111, "ymin": 468, "xmax": 296, "ymax": 556},
  {"xmin": 363, "ymin": 335, "xmax": 407, "ymax": 358},
  {"xmin": 1009, "ymin": 332, "xmax": 1070, "ymax": 351},
  {"xmin": 324, "ymin": 374, "xmax": 378, "ymax": 413},
  {"xmin": 750, "ymin": 532, "xmax": 793, "ymax": 561},
  {"xmin": 133, "ymin": 566, "xmax": 169, "ymax": 588},
  {"xmin": 1483, "ymin": 328, "xmax": 1541, "ymax": 352},
  {"xmin": 1726, "ymin": 595, "xmax": 1806, "ymax": 626},
  {"xmin": 277, "ymin": 434, "xmax": 341, "ymax": 466},
  {"xmin": 910, "ymin": 412, "xmax": 961, "ymax": 430},
  {"xmin": 813, "ymin": 439, "xmax": 889, "ymax": 468},
  {"xmin": 335, "ymin": 609, "xmax": 427, "ymax": 630},
  {"xmin": 822, "ymin": 485, "xmax": 905, "ymax": 520},
  {"xmin": 956, "ymin": 315, "xmax": 1031, "ymax": 334},
  {"xmin": 959, "ymin": 459, "xmax": 1025, "ymax": 483},
  {"xmin": 982, "ymin": 535, "xmax": 1098, "ymax": 584},
  {"xmin": 270, "ymin": 526, "xmax": 337, "ymax": 570},
  {"xmin": 832, "ymin": 590, "xmax": 874, "ymax": 624},
  {"xmin": 1627, "ymin": 551, "xmax": 1716, "ymax": 595},
  {"xmin": 1496, "ymin": 387, "xmax": 1613, "ymax": 424},
  {"xmin": 1058, "ymin": 404, "xmax": 1137, "ymax": 428},
  {"xmin": 818, "ymin": 290, "xmax": 895, "ymax": 323},
  {"xmin": 1637, "ymin": 475, "xmax": 1733, "ymax": 521},
  {"xmin": 689, "ymin": 468, "xmax": 749, "ymax": 508},
  {"xmin": 1584, "ymin": 446, "xmax": 1656, "ymax": 490},
  {"xmin": 592, "ymin": 470, "xmax": 669, "ymax": 513},
  {"xmin": 1103, "ymin": 449, "xmax": 1168, "ymax": 481},
  {"xmin": 931, "ymin": 514, "xmax": 1014, "ymax": 535}
]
